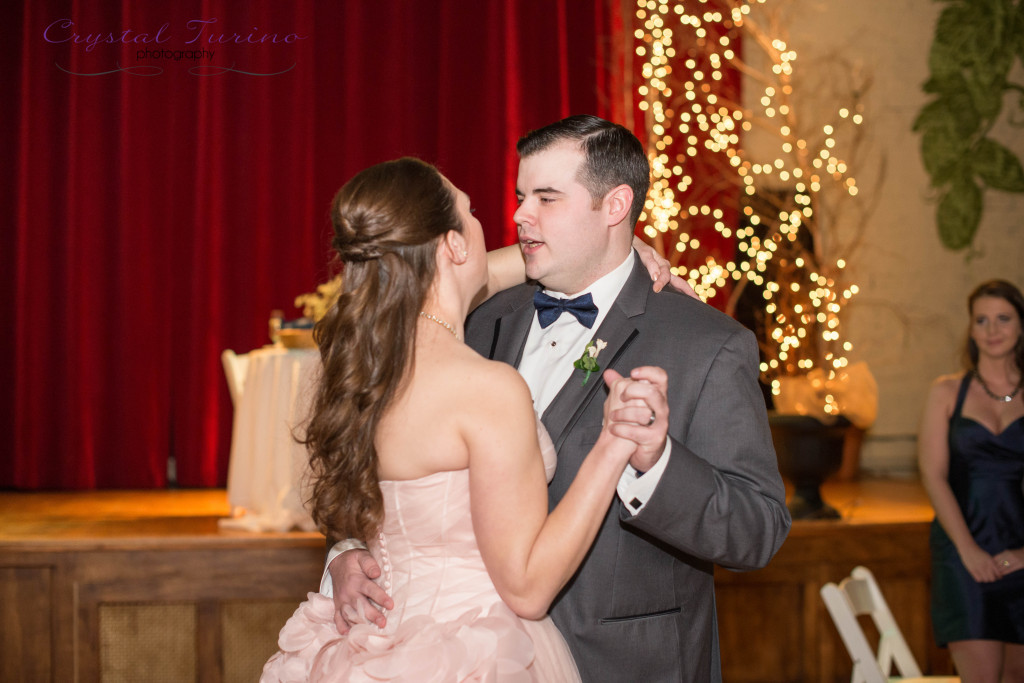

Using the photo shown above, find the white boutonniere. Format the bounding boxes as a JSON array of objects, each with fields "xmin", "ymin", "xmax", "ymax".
[{"xmin": 573, "ymin": 339, "xmax": 608, "ymax": 386}]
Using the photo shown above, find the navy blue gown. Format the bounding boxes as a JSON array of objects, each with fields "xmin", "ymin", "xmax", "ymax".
[{"xmin": 929, "ymin": 373, "xmax": 1024, "ymax": 646}]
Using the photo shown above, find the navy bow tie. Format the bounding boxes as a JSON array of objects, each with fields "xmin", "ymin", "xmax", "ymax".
[{"xmin": 533, "ymin": 291, "xmax": 599, "ymax": 329}]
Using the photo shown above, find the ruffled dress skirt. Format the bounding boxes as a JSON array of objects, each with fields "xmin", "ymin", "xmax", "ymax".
[{"xmin": 262, "ymin": 457, "xmax": 579, "ymax": 681}]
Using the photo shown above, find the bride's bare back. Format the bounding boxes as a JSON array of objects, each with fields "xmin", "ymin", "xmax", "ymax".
[
  {"xmin": 375, "ymin": 334, "xmax": 538, "ymax": 483},
  {"xmin": 375, "ymin": 320, "xmax": 639, "ymax": 619}
]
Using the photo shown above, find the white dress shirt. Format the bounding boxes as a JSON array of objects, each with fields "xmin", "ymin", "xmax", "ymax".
[{"xmin": 517, "ymin": 250, "xmax": 669, "ymax": 515}]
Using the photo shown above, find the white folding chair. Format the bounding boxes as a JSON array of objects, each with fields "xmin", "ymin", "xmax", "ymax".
[
  {"xmin": 820, "ymin": 566, "xmax": 959, "ymax": 683},
  {"xmin": 221, "ymin": 349, "xmax": 249, "ymax": 407}
]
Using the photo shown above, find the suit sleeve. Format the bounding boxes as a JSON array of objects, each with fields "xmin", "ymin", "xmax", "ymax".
[{"xmin": 624, "ymin": 326, "xmax": 791, "ymax": 571}]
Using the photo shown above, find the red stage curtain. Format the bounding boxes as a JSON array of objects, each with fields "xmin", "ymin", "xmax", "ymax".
[{"xmin": 1, "ymin": 0, "xmax": 627, "ymax": 489}]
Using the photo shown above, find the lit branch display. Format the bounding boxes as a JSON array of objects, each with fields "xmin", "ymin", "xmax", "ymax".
[{"xmin": 634, "ymin": 0, "xmax": 873, "ymax": 416}]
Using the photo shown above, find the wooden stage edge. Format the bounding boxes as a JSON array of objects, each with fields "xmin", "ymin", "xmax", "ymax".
[
  {"xmin": 0, "ymin": 477, "xmax": 954, "ymax": 683},
  {"xmin": 0, "ymin": 475, "xmax": 936, "ymax": 542}
]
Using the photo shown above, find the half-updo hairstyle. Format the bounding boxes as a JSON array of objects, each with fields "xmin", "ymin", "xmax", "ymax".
[
  {"xmin": 962, "ymin": 279, "xmax": 1024, "ymax": 373},
  {"xmin": 304, "ymin": 157, "xmax": 461, "ymax": 543}
]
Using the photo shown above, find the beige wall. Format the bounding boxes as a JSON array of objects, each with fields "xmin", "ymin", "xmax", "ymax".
[{"xmin": 781, "ymin": 1, "xmax": 1024, "ymax": 473}]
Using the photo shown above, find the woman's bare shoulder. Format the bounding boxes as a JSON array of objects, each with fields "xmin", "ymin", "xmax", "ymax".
[
  {"xmin": 427, "ymin": 350, "xmax": 537, "ymax": 457},
  {"xmin": 925, "ymin": 372, "xmax": 966, "ymax": 410},
  {"xmin": 930, "ymin": 372, "xmax": 965, "ymax": 394},
  {"xmin": 454, "ymin": 350, "xmax": 532, "ymax": 405}
]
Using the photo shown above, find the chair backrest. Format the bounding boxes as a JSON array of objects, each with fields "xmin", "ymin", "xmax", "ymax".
[
  {"xmin": 221, "ymin": 350, "xmax": 249, "ymax": 407},
  {"xmin": 820, "ymin": 566, "xmax": 924, "ymax": 683}
]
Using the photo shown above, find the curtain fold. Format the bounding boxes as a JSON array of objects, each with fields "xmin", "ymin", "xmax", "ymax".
[{"xmin": 2, "ymin": 0, "xmax": 626, "ymax": 489}]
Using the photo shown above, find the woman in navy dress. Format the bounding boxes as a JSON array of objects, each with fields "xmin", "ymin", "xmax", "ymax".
[{"xmin": 920, "ymin": 279, "xmax": 1024, "ymax": 682}]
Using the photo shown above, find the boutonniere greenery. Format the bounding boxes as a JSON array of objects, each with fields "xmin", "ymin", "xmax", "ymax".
[{"xmin": 573, "ymin": 339, "xmax": 608, "ymax": 386}]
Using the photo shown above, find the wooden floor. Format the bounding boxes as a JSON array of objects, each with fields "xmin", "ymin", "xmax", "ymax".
[
  {"xmin": 0, "ymin": 478, "xmax": 952, "ymax": 682},
  {"xmin": 0, "ymin": 487, "xmax": 320, "ymax": 546},
  {"xmin": 0, "ymin": 476, "xmax": 935, "ymax": 540},
  {"xmin": 794, "ymin": 475, "xmax": 935, "ymax": 523}
]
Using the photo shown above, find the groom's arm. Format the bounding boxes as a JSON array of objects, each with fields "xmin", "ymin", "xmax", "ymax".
[
  {"xmin": 624, "ymin": 326, "xmax": 791, "ymax": 571},
  {"xmin": 325, "ymin": 545, "xmax": 393, "ymax": 633}
]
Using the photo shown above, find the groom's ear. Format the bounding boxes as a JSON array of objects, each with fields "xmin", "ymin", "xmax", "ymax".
[{"xmin": 604, "ymin": 184, "xmax": 633, "ymax": 228}]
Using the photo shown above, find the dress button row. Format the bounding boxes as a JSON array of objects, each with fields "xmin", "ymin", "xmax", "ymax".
[{"xmin": 376, "ymin": 530, "xmax": 392, "ymax": 605}]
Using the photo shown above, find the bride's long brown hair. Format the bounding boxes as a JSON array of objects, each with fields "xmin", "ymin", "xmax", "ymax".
[{"xmin": 304, "ymin": 158, "xmax": 460, "ymax": 543}]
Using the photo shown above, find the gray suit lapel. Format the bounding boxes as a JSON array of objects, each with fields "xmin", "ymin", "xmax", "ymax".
[
  {"xmin": 491, "ymin": 290, "xmax": 536, "ymax": 367},
  {"xmin": 542, "ymin": 255, "xmax": 650, "ymax": 452}
]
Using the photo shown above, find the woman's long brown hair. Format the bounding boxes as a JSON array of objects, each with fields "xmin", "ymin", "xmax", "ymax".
[{"xmin": 303, "ymin": 158, "xmax": 460, "ymax": 543}]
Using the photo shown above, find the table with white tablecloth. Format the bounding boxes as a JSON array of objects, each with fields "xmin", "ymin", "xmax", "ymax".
[{"xmin": 220, "ymin": 345, "xmax": 320, "ymax": 532}]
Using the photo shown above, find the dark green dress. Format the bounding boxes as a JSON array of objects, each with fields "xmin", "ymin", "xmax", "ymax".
[{"xmin": 929, "ymin": 373, "xmax": 1024, "ymax": 646}]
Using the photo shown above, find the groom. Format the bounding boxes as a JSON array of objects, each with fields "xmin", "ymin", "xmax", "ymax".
[{"xmin": 330, "ymin": 115, "xmax": 790, "ymax": 681}]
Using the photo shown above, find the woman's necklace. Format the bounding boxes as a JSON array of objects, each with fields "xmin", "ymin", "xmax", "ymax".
[
  {"xmin": 419, "ymin": 311, "xmax": 461, "ymax": 341},
  {"xmin": 973, "ymin": 370, "xmax": 1023, "ymax": 403}
]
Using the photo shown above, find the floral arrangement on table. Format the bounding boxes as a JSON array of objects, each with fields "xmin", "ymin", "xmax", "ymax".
[
  {"xmin": 273, "ymin": 275, "xmax": 341, "ymax": 349},
  {"xmin": 294, "ymin": 275, "xmax": 342, "ymax": 322}
]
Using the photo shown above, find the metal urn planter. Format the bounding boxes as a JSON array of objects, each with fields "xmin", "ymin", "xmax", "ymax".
[{"xmin": 769, "ymin": 413, "xmax": 853, "ymax": 520}]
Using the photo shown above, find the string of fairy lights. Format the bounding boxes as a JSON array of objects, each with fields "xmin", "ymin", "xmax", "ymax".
[{"xmin": 635, "ymin": 0, "xmax": 864, "ymax": 414}]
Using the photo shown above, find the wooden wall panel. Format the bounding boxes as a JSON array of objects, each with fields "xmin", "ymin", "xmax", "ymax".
[
  {"xmin": 718, "ymin": 581, "xmax": 804, "ymax": 681},
  {"xmin": 716, "ymin": 521, "xmax": 954, "ymax": 683},
  {"xmin": 99, "ymin": 603, "xmax": 197, "ymax": 682},
  {"xmin": 0, "ymin": 486, "xmax": 953, "ymax": 682},
  {"xmin": 0, "ymin": 566, "xmax": 52, "ymax": 683}
]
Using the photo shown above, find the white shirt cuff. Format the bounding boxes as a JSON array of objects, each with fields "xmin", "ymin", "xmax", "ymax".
[
  {"xmin": 616, "ymin": 441, "xmax": 672, "ymax": 515},
  {"xmin": 319, "ymin": 539, "xmax": 368, "ymax": 596}
]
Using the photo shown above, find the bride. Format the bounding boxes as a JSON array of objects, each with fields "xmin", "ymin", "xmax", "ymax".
[{"xmin": 261, "ymin": 157, "xmax": 669, "ymax": 681}]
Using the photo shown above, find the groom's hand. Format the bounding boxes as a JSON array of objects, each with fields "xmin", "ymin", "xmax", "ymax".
[
  {"xmin": 328, "ymin": 549, "xmax": 394, "ymax": 633},
  {"xmin": 606, "ymin": 365, "xmax": 669, "ymax": 472}
]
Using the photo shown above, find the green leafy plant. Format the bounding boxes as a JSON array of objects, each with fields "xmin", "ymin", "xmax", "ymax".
[{"xmin": 913, "ymin": 0, "xmax": 1024, "ymax": 250}]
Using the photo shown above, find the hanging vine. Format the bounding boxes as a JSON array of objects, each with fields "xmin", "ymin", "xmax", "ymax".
[{"xmin": 913, "ymin": 0, "xmax": 1024, "ymax": 250}]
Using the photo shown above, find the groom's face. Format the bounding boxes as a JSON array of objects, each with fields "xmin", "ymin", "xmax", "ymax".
[{"xmin": 513, "ymin": 142, "xmax": 616, "ymax": 295}]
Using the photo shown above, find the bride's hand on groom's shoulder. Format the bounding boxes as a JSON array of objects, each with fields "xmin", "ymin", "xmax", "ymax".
[
  {"xmin": 633, "ymin": 236, "xmax": 701, "ymax": 299},
  {"xmin": 602, "ymin": 366, "xmax": 669, "ymax": 472}
]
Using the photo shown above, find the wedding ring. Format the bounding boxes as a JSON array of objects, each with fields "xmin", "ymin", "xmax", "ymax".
[
  {"xmin": 647, "ymin": 410, "xmax": 656, "ymax": 426},
  {"xmin": 1003, "ymin": 559, "xmax": 1011, "ymax": 567}
]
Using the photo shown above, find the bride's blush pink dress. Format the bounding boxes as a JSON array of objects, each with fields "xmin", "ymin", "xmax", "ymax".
[{"xmin": 261, "ymin": 422, "xmax": 580, "ymax": 682}]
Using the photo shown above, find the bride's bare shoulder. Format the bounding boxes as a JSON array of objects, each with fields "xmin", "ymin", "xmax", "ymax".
[
  {"xmin": 464, "ymin": 352, "xmax": 529, "ymax": 391},
  {"xmin": 450, "ymin": 351, "xmax": 532, "ymax": 412}
]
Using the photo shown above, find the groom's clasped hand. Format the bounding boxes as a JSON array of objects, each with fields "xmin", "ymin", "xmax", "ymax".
[{"xmin": 601, "ymin": 366, "xmax": 670, "ymax": 470}]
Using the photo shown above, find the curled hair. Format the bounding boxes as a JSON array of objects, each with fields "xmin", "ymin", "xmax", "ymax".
[
  {"xmin": 517, "ymin": 115, "xmax": 651, "ymax": 227},
  {"xmin": 303, "ymin": 158, "xmax": 460, "ymax": 543},
  {"xmin": 962, "ymin": 278, "xmax": 1024, "ymax": 373}
]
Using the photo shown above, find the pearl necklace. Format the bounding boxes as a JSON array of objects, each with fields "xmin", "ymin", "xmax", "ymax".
[
  {"xmin": 419, "ymin": 311, "xmax": 461, "ymax": 341},
  {"xmin": 973, "ymin": 371, "xmax": 1023, "ymax": 403}
]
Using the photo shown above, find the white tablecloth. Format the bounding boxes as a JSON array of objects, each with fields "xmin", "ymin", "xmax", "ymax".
[{"xmin": 220, "ymin": 346, "xmax": 320, "ymax": 532}]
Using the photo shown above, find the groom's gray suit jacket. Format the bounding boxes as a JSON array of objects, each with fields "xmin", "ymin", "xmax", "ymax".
[{"xmin": 465, "ymin": 253, "xmax": 791, "ymax": 682}]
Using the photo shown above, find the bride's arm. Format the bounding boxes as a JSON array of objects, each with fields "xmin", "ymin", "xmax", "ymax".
[
  {"xmin": 463, "ymin": 364, "xmax": 666, "ymax": 619},
  {"xmin": 471, "ymin": 244, "xmax": 526, "ymax": 309}
]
